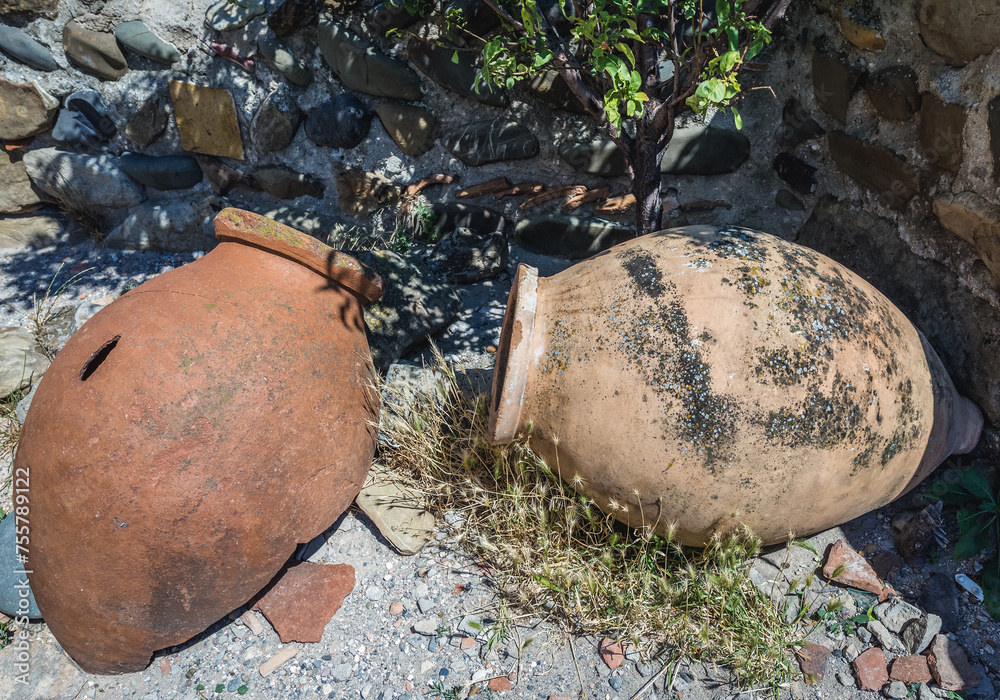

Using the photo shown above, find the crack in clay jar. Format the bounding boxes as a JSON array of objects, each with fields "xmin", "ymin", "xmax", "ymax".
[
  {"xmin": 17, "ymin": 208, "xmax": 383, "ymax": 674},
  {"xmin": 488, "ymin": 226, "xmax": 983, "ymax": 546}
]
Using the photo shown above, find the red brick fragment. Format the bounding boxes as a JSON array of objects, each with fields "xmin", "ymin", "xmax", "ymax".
[
  {"xmin": 254, "ymin": 562, "xmax": 355, "ymax": 643},
  {"xmin": 928, "ymin": 634, "xmax": 983, "ymax": 691},
  {"xmin": 598, "ymin": 638, "xmax": 625, "ymax": 669},
  {"xmin": 890, "ymin": 655, "xmax": 932, "ymax": 684},
  {"xmin": 852, "ymin": 647, "xmax": 888, "ymax": 691},
  {"xmin": 796, "ymin": 643, "xmax": 830, "ymax": 685},
  {"xmin": 488, "ymin": 676, "xmax": 512, "ymax": 691}
]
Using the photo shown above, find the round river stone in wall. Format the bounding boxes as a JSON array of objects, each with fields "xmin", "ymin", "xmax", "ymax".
[
  {"xmin": 205, "ymin": 0, "xmax": 266, "ymax": 32},
  {"xmin": 114, "ymin": 20, "xmax": 181, "ymax": 65},
  {"xmin": 120, "ymin": 153, "xmax": 203, "ymax": 190},
  {"xmin": 317, "ymin": 19, "xmax": 421, "ymax": 101},
  {"xmin": 918, "ymin": 0, "xmax": 1000, "ymax": 66},
  {"xmin": 0, "ymin": 25, "xmax": 57, "ymax": 71},
  {"xmin": 258, "ymin": 37, "xmax": 313, "ymax": 87},
  {"xmin": 659, "ymin": 126, "xmax": 750, "ymax": 175},
  {"xmin": 62, "ymin": 20, "xmax": 128, "ymax": 81},
  {"xmin": 376, "ymin": 102, "xmax": 437, "ymax": 157},
  {"xmin": 251, "ymin": 86, "xmax": 302, "ymax": 152},
  {"xmin": 305, "ymin": 93, "xmax": 373, "ymax": 149},
  {"xmin": 440, "ymin": 119, "xmax": 539, "ymax": 166}
]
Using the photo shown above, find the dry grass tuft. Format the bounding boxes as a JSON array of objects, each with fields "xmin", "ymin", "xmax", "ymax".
[{"xmin": 374, "ymin": 352, "xmax": 802, "ymax": 690}]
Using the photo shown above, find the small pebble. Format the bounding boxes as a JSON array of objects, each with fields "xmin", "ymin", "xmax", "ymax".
[{"xmin": 365, "ymin": 586, "xmax": 385, "ymax": 601}]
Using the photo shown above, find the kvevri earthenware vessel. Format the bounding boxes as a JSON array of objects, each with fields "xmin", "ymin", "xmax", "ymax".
[
  {"xmin": 18, "ymin": 208, "xmax": 383, "ymax": 673},
  {"xmin": 488, "ymin": 226, "xmax": 982, "ymax": 546}
]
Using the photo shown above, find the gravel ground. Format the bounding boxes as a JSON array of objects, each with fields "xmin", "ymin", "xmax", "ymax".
[{"xmin": 3, "ymin": 226, "xmax": 1000, "ymax": 700}]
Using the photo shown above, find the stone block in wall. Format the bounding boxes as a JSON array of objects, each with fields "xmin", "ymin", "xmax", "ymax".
[
  {"xmin": 528, "ymin": 70, "xmax": 588, "ymax": 114},
  {"xmin": 827, "ymin": 131, "xmax": 918, "ymax": 210},
  {"xmin": 169, "ymin": 81, "xmax": 244, "ymax": 160},
  {"xmin": 558, "ymin": 139, "xmax": 628, "ymax": 177},
  {"xmin": 0, "ymin": 77, "xmax": 58, "ymax": 140},
  {"xmin": 797, "ymin": 196, "xmax": 1000, "ymax": 424},
  {"xmin": 988, "ymin": 96, "xmax": 1000, "ymax": 182},
  {"xmin": 917, "ymin": 0, "xmax": 1000, "ymax": 67},
  {"xmin": 0, "ymin": 150, "xmax": 45, "ymax": 214},
  {"xmin": 62, "ymin": 20, "xmax": 128, "ymax": 81},
  {"xmin": 104, "ymin": 196, "xmax": 220, "ymax": 253},
  {"xmin": 514, "ymin": 214, "xmax": 631, "ymax": 259},
  {"xmin": 440, "ymin": 120, "xmax": 539, "ymax": 166},
  {"xmin": 866, "ymin": 67, "xmax": 920, "ymax": 122},
  {"xmin": 932, "ymin": 192, "xmax": 1000, "ymax": 285},
  {"xmin": 317, "ymin": 19, "xmax": 421, "ymax": 101},
  {"xmin": 407, "ymin": 39, "xmax": 507, "ymax": 108},
  {"xmin": 919, "ymin": 93, "xmax": 965, "ymax": 173},
  {"xmin": 812, "ymin": 49, "xmax": 863, "ymax": 123},
  {"xmin": 0, "ymin": 0, "xmax": 56, "ymax": 20},
  {"xmin": 376, "ymin": 102, "xmax": 437, "ymax": 157},
  {"xmin": 659, "ymin": 126, "xmax": 750, "ymax": 175}
]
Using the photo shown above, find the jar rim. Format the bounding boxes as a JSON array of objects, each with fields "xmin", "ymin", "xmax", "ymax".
[{"xmin": 214, "ymin": 207, "xmax": 384, "ymax": 305}]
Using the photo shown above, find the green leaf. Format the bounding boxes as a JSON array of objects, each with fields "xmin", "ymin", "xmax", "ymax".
[
  {"xmin": 983, "ymin": 557, "xmax": 1000, "ymax": 620},
  {"xmin": 451, "ymin": 50, "xmax": 459, "ymax": 64},
  {"xmin": 629, "ymin": 70, "xmax": 642, "ymax": 91},
  {"xmin": 957, "ymin": 508, "xmax": 981, "ymax": 534},
  {"xmin": 719, "ymin": 50, "xmax": 740, "ymax": 74},
  {"xmin": 960, "ymin": 469, "xmax": 994, "ymax": 502},
  {"xmin": 215, "ymin": 684, "xmax": 225, "ymax": 693},
  {"xmin": 237, "ymin": 687, "xmax": 248, "ymax": 696},
  {"xmin": 196, "ymin": 685, "xmax": 205, "ymax": 691},
  {"xmin": 748, "ymin": 38, "xmax": 764, "ymax": 59},
  {"xmin": 954, "ymin": 521, "xmax": 990, "ymax": 560},
  {"xmin": 733, "ymin": 106, "xmax": 743, "ymax": 130},
  {"xmin": 708, "ymin": 80, "xmax": 726, "ymax": 103},
  {"xmin": 715, "ymin": 0, "xmax": 730, "ymax": 19},
  {"xmin": 924, "ymin": 477, "xmax": 973, "ymax": 506},
  {"xmin": 725, "ymin": 25, "xmax": 738, "ymax": 50},
  {"xmin": 616, "ymin": 42, "xmax": 636, "ymax": 67}
]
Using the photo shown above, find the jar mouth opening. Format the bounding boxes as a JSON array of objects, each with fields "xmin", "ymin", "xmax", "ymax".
[
  {"xmin": 214, "ymin": 207, "xmax": 384, "ymax": 306},
  {"xmin": 488, "ymin": 264, "xmax": 538, "ymax": 445}
]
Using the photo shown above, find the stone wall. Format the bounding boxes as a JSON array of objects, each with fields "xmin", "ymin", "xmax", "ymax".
[{"xmin": 4, "ymin": 0, "xmax": 1000, "ymax": 418}]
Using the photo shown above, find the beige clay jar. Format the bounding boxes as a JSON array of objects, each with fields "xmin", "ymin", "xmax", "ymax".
[{"xmin": 488, "ymin": 226, "xmax": 982, "ymax": 546}]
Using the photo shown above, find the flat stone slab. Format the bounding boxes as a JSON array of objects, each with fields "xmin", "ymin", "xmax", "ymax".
[
  {"xmin": 356, "ymin": 464, "xmax": 436, "ymax": 555},
  {"xmin": 0, "ymin": 77, "xmax": 58, "ymax": 140},
  {"xmin": 169, "ymin": 80, "xmax": 244, "ymax": 160},
  {"xmin": 0, "ymin": 326, "xmax": 49, "ymax": 398},
  {"xmin": 0, "ymin": 635, "xmax": 86, "ymax": 700}
]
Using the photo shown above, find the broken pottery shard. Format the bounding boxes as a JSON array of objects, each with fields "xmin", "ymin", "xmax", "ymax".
[
  {"xmin": 254, "ymin": 562, "xmax": 355, "ymax": 643},
  {"xmin": 823, "ymin": 539, "xmax": 896, "ymax": 600},
  {"xmin": 356, "ymin": 464, "xmax": 436, "ymax": 555}
]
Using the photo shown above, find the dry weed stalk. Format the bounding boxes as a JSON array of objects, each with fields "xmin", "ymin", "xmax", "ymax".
[{"xmin": 374, "ymin": 352, "xmax": 802, "ymax": 690}]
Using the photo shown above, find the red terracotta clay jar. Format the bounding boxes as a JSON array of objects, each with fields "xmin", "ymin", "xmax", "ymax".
[
  {"xmin": 489, "ymin": 226, "xmax": 982, "ymax": 546},
  {"xmin": 18, "ymin": 208, "xmax": 383, "ymax": 674}
]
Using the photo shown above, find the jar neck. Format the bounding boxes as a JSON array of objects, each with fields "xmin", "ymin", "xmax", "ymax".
[{"xmin": 488, "ymin": 264, "xmax": 539, "ymax": 444}]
